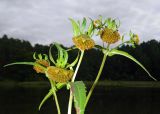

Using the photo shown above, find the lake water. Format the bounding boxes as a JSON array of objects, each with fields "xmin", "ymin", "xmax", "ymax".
[{"xmin": 0, "ymin": 85, "xmax": 160, "ymax": 114}]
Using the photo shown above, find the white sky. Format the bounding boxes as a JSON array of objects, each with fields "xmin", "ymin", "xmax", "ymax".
[{"xmin": 0, "ymin": 0, "xmax": 160, "ymax": 46}]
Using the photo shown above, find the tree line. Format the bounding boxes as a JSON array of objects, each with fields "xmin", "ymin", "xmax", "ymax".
[{"xmin": 0, "ymin": 34, "xmax": 160, "ymax": 81}]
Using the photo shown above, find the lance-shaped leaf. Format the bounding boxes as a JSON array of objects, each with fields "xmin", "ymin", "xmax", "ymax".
[
  {"xmin": 66, "ymin": 46, "xmax": 77, "ymax": 52},
  {"xmin": 33, "ymin": 52, "xmax": 37, "ymax": 60},
  {"xmin": 56, "ymin": 83, "xmax": 66, "ymax": 89},
  {"xmin": 4, "ymin": 62, "xmax": 36, "ymax": 67},
  {"xmin": 39, "ymin": 89, "xmax": 53, "ymax": 110},
  {"xmin": 38, "ymin": 54, "xmax": 42, "ymax": 60},
  {"xmin": 81, "ymin": 18, "xmax": 87, "ymax": 33},
  {"xmin": 66, "ymin": 52, "xmax": 79, "ymax": 68},
  {"xmin": 55, "ymin": 43, "xmax": 66, "ymax": 67},
  {"xmin": 69, "ymin": 18, "xmax": 80, "ymax": 36},
  {"xmin": 70, "ymin": 81, "xmax": 87, "ymax": 114},
  {"xmin": 55, "ymin": 43, "xmax": 63, "ymax": 63},
  {"xmin": 61, "ymin": 49, "xmax": 68, "ymax": 68},
  {"xmin": 43, "ymin": 54, "xmax": 48, "ymax": 60},
  {"xmin": 49, "ymin": 44, "xmax": 56, "ymax": 65},
  {"xmin": 109, "ymin": 49, "xmax": 157, "ymax": 81},
  {"xmin": 3, "ymin": 62, "xmax": 46, "ymax": 70},
  {"xmin": 94, "ymin": 45, "xmax": 104, "ymax": 50},
  {"xmin": 87, "ymin": 21, "xmax": 94, "ymax": 36}
]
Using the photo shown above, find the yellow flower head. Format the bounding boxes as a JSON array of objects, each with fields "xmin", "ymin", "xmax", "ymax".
[
  {"xmin": 73, "ymin": 34, "xmax": 95, "ymax": 50},
  {"xmin": 70, "ymin": 18, "xmax": 95, "ymax": 50},
  {"xmin": 45, "ymin": 43, "xmax": 79, "ymax": 82},
  {"xmin": 94, "ymin": 17, "xmax": 121, "ymax": 44},
  {"xmin": 100, "ymin": 28, "xmax": 120, "ymax": 44},
  {"xmin": 46, "ymin": 66, "xmax": 74, "ymax": 83}
]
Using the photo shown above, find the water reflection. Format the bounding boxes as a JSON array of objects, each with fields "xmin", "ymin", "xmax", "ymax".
[{"xmin": 0, "ymin": 86, "xmax": 160, "ymax": 114}]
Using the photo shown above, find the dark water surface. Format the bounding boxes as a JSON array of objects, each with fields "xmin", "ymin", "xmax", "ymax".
[{"xmin": 0, "ymin": 86, "xmax": 160, "ymax": 114}]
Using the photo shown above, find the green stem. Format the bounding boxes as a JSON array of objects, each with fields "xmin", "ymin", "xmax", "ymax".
[
  {"xmin": 115, "ymin": 41, "xmax": 130, "ymax": 49},
  {"xmin": 49, "ymin": 79, "xmax": 61, "ymax": 114},
  {"xmin": 68, "ymin": 50, "xmax": 84, "ymax": 114},
  {"xmin": 72, "ymin": 50, "xmax": 84, "ymax": 82},
  {"xmin": 67, "ymin": 46, "xmax": 77, "ymax": 51},
  {"xmin": 84, "ymin": 53, "xmax": 108, "ymax": 108}
]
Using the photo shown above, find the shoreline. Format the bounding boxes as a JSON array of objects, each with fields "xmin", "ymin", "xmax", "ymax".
[{"xmin": 0, "ymin": 80, "xmax": 160, "ymax": 88}]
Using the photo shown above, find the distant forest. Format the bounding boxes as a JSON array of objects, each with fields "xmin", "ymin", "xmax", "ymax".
[{"xmin": 0, "ymin": 34, "xmax": 160, "ymax": 81}]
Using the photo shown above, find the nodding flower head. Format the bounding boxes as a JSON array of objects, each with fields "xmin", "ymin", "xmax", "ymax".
[
  {"xmin": 46, "ymin": 66, "xmax": 74, "ymax": 83},
  {"xmin": 95, "ymin": 17, "xmax": 121, "ymax": 44},
  {"xmin": 45, "ymin": 43, "xmax": 79, "ymax": 83},
  {"xmin": 100, "ymin": 28, "xmax": 120, "ymax": 44},
  {"xmin": 33, "ymin": 53, "xmax": 50, "ymax": 73},
  {"xmin": 72, "ymin": 34, "xmax": 95, "ymax": 51},
  {"xmin": 70, "ymin": 18, "xmax": 95, "ymax": 50}
]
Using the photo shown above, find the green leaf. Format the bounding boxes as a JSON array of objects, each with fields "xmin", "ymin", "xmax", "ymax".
[
  {"xmin": 69, "ymin": 18, "xmax": 80, "ymax": 36},
  {"xmin": 61, "ymin": 50, "xmax": 68, "ymax": 68},
  {"xmin": 109, "ymin": 49, "xmax": 157, "ymax": 81},
  {"xmin": 55, "ymin": 43, "xmax": 64, "ymax": 66},
  {"xmin": 66, "ymin": 52, "xmax": 79, "ymax": 68},
  {"xmin": 87, "ymin": 21, "xmax": 94, "ymax": 36},
  {"xmin": 99, "ymin": 15, "xmax": 103, "ymax": 21},
  {"xmin": 116, "ymin": 18, "xmax": 121, "ymax": 28},
  {"xmin": 4, "ymin": 62, "xmax": 47, "ymax": 71},
  {"xmin": 55, "ymin": 43, "xmax": 61, "ymax": 60},
  {"xmin": 103, "ymin": 19, "xmax": 108, "ymax": 25},
  {"xmin": 81, "ymin": 18, "xmax": 87, "ymax": 33},
  {"xmin": 70, "ymin": 81, "xmax": 87, "ymax": 114},
  {"xmin": 38, "ymin": 54, "xmax": 42, "ymax": 60},
  {"xmin": 4, "ymin": 62, "xmax": 36, "ymax": 67},
  {"xmin": 49, "ymin": 44, "xmax": 56, "ymax": 65},
  {"xmin": 77, "ymin": 20, "xmax": 80, "ymax": 26},
  {"xmin": 56, "ymin": 83, "xmax": 66, "ymax": 89},
  {"xmin": 94, "ymin": 45, "xmax": 104, "ymax": 50},
  {"xmin": 39, "ymin": 89, "xmax": 53, "ymax": 110},
  {"xmin": 129, "ymin": 30, "xmax": 133, "ymax": 37},
  {"xmin": 66, "ymin": 46, "xmax": 77, "ymax": 51},
  {"xmin": 33, "ymin": 52, "xmax": 37, "ymax": 60},
  {"xmin": 43, "ymin": 54, "xmax": 48, "ymax": 60},
  {"xmin": 121, "ymin": 34, "xmax": 125, "ymax": 43}
]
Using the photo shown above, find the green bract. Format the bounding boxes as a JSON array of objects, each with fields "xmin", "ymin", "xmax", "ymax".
[
  {"xmin": 49, "ymin": 43, "xmax": 79, "ymax": 70},
  {"xmin": 69, "ymin": 18, "xmax": 94, "ymax": 37},
  {"xmin": 94, "ymin": 16, "xmax": 120, "ymax": 31},
  {"xmin": 106, "ymin": 18, "xmax": 120, "ymax": 31}
]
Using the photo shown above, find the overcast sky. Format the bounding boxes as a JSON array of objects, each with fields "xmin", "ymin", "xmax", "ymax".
[{"xmin": 0, "ymin": 0, "xmax": 160, "ymax": 46}]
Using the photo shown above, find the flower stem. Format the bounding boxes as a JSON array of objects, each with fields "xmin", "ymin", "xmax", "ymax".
[
  {"xmin": 84, "ymin": 53, "xmax": 108, "ymax": 108},
  {"xmin": 49, "ymin": 79, "xmax": 61, "ymax": 114},
  {"xmin": 68, "ymin": 50, "xmax": 84, "ymax": 114},
  {"xmin": 72, "ymin": 50, "xmax": 84, "ymax": 82}
]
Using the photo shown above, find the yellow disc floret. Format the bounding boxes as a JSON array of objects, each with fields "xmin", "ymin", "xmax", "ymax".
[
  {"xmin": 73, "ymin": 34, "xmax": 95, "ymax": 50},
  {"xmin": 46, "ymin": 66, "xmax": 74, "ymax": 83},
  {"xmin": 100, "ymin": 28, "xmax": 120, "ymax": 44},
  {"xmin": 33, "ymin": 60, "xmax": 50, "ymax": 73}
]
